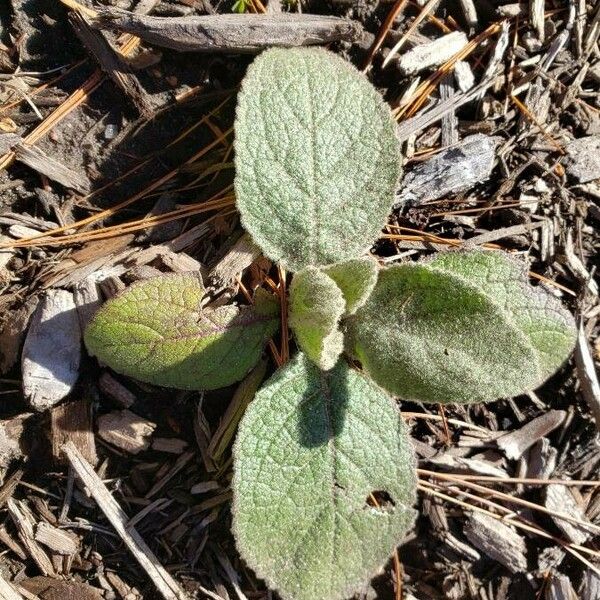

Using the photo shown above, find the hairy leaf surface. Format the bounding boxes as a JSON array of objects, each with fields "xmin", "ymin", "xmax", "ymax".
[
  {"xmin": 235, "ymin": 47, "xmax": 401, "ymax": 271},
  {"xmin": 288, "ymin": 267, "xmax": 345, "ymax": 370},
  {"xmin": 233, "ymin": 354, "xmax": 417, "ymax": 600},
  {"xmin": 323, "ymin": 257, "xmax": 379, "ymax": 315},
  {"xmin": 427, "ymin": 250, "xmax": 576, "ymax": 379},
  {"xmin": 84, "ymin": 274, "xmax": 279, "ymax": 390},
  {"xmin": 346, "ymin": 252, "xmax": 576, "ymax": 404}
]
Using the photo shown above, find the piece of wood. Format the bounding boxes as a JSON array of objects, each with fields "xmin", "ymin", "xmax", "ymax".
[
  {"xmin": 21, "ymin": 290, "xmax": 81, "ymax": 411},
  {"xmin": 7, "ymin": 499, "xmax": 55, "ymax": 576},
  {"xmin": 73, "ymin": 277, "xmax": 102, "ymax": 333},
  {"xmin": 545, "ymin": 573, "xmax": 578, "ymax": 600},
  {"xmin": 0, "ymin": 296, "xmax": 39, "ymax": 374},
  {"xmin": 566, "ymin": 135, "xmax": 600, "ymax": 183},
  {"xmin": 575, "ymin": 322, "xmax": 600, "ymax": 431},
  {"xmin": 0, "ymin": 415, "xmax": 31, "ymax": 469},
  {"xmin": 395, "ymin": 134, "xmax": 498, "ymax": 207},
  {"xmin": 62, "ymin": 441, "xmax": 189, "ymax": 600},
  {"xmin": 97, "ymin": 410, "xmax": 156, "ymax": 454},
  {"xmin": 69, "ymin": 12, "xmax": 153, "ymax": 118},
  {"xmin": 395, "ymin": 31, "xmax": 468, "ymax": 75},
  {"xmin": 497, "ymin": 410, "xmax": 566, "ymax": 460},
  {"xmin": 209, "ymin": 233, "xmax": 262, "ymax": 290},
  {"xmin": 93, "ymin": 8, "xmax": 362, "ymax": 53},
  {"xmin": 20, "ymin": 577, "xmax": 104, "ymax": 600},
  {"xmin": 50, "ymin": 399, "xmax": 97, "ymax": 466},
  {"xmin": 545, "ymin": 483, "xmax": 596, "ymax": 544},
  {"xmin": 0, "ymin": 574, "xmax": 25, "ymax": 600},
  {"xmin": 464, "ymin": 512, "xmax": 527, "ymax": 573},
  {"xmin": 98, "ymin": 372, "xmax": 136, "ymax": 408},
  {"xmin": 34, "ymin": 522, "xmax": 79, "ymax": 555},
  {"xmin": 14, "ymin": 144, "xmax": 89, "ymax": 193}
]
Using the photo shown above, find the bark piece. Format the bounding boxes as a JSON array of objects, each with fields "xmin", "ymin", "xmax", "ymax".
[
  {"xmin": 575, "ymin": 322, "xmax": 600, "ymax": 431},
  {"xmin": 98, "ymin": 372, "xmax": 136, "ymax": 408},
  {"xmin": 463, "ymin": 512, "xmax": 528, "ymax": 573},
  {"xmin": 92, "ymin": 8, "xmax": 362, "ymax": 53},
  {"xmin": 7, "ymin": 500, "xmax": 55, "ymax": 576},
  {"xmin": 22, "ymin": 290, "xmax": 81, "ymax": 411},
  {"xmin": 545, "ymin": 484, "xmax": 596, "ymax": 544},
  {"xmin": 73, "ymin": 277, "xmax": 102, "ymax": 333},
  {"xmin": 209, "ymin": 233, "xmax": 262, "ymax": 291},
  {"xmin": 50, "ymin": 399, "xmax": 97, "ymax": 466},
  {"xmin": 395, "ymin": 134, "xmax": 498, "ymax": 207},
  {"xmin": 34, "ymin": 522, "xmax": 78, "ymax": 555},
  {"xmin": 69, "ymin": 12, "xmax": 153, "ymax": 118},
  {"xmin": 0, "ymin": 414, "xmax": 31, "ymax": 469},
  {"xmin": 20, "ymin": 577, "xmax": 104, "ymax": 600},
  {"xmin": 497, "ymin": 410, "xmax": 566, "ymax": 460},
  {"xmin": 0, "ymin": 574, "xmax": 25, "ymax": 600},
  {"xmin": 97, "ymin": 410, "xmax": 156, "ymax": 454},
  {"xmin": 62, "ymin": 441, "xmax": 189, "ymax": 600},
  {"xmin": 396, "ymin": 32, "xmax": 468, "ymax": 75},
  {"xmin": 565, "ymin": 136, "xmax": 600, "ymax": 183},
  {"xmin": 581, "ymin": 569, "xmax": 600, "ymax": 600},
  {"xmin": 545, "ymin": 573, "xmax": 577, "ymax": 600},
  {"xmin": 14, "ymin": 144, "xmax": 90, "ymax": 193},
  {"xmin": 0, "ymin": 296, "xmax": 39, "ymax": 374}
]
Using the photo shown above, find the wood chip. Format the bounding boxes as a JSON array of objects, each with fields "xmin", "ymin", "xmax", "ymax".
[
  {"xmin": 565, "ymin": 135, "xmax": 600, "ymax": 183},
  {"xmin": 62, "ymin": 441, "xmax": 189, "ymax": 600},
  {"xmin": 34, "ymin": 522, "xmax": 78, "ymax": 555},
  {"xmin": 50, "ymin": 399, "xmax": 98, "ymax": 466},
  {"xmin": 97, "ymin": 410, "xmax": 156, "ymax": 454},
  {"xmin": 396, "ymin": 134, "xmax": 498, "ymax": 207},
  {"xmin": 152, "ymin": 438, "xmax": 188, "ymax": 453},
  {"xmin": 69, "ymin": 12, "xmax": 154, "ymax": 118},
  {"xmin": 581, "ymin": 568, "xmax": 600, "ymax": 600},
  {"xmin": 395, "ymin": 32, "xmax": 468, "ymax": 76},
  {"xmin": 575, "ymin": 322, "xmax": 600, "ymax": 431},
  {"xmin": 20, "ymin": 576, "xmax": 104, "ymax": 600},
  {"xmin": 0, "ymin": 414, "xmax": 31, "ymax": 469},
  {"xmin": 209, "ymin": 233, "xmax": 261, "ymax": 291},
  {"xmin": 545, "ymin": 573, "xmax": 578, "ymax": 600},
  {"xmin": 93, "ymin": 8, "xmax": 362, "ymax": 53},
  {"xmin": 14, "ymin": 144, "xmax": 90, "ymax": 193},
  {"xmin": 0, "ymin": 573, "xmax": 25, "ymax": 600},
  {"xmin": 98, "ymin": 372, "xmax": 136, "ymax": 408},
  {"xmin": 463, "ymin": 512, "xmax": 528, "ymax": 573},
  {"xmin": 7, "ymin": 499, "xmax": 55, "ymax": 576},
  {"xmin": 21, "ymin": 289, "xmax": 81, "ymax": 411},
  {"xmin": 0, "ymin": 296, "xmax": 39, "ymax": 375},
  {"xmin": 545, "ymin": 483, "xmax": 596, "ymax": 544},
  {"xmin": 73, "ymin": 277, "xmax": 102, "ymax": 333},
  {"xmin": 497, "ymin": 410, "xmax": 566, "ymax": 460}
]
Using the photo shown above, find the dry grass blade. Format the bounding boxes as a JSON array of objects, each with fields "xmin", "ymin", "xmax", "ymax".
[{"xmin": 419, "ymin": 469, "xmax": 600, "ymax": 535}]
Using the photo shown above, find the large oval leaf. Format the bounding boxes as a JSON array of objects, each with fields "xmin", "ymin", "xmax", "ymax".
[
  {"xmin": 346, "ymin": 251, "xmax": 576, "ymax": 404},
  {"xmin": 234, "ymin": 48, "xmax": 401, "ymax": 272},
  {"xmin": 428, "ymin": 250, "xmax": 576, "ymax": 379},
  {"xmin": 84, "ymin": 274, "xmax": 279, "ymax": 390},
  {"xmin": 233, "ymin": 354, "xmax": 417, "ymax": 600}
]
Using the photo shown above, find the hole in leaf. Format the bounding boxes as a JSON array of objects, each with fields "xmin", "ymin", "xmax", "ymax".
[{"xmin": 365, "ymin": 490, "xmax": 395, "ymax": 512}]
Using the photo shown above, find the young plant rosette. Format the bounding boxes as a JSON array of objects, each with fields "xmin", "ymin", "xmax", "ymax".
[{"xmin": 84, "ymin": 48, "xmax": 577, "ymax": 600}]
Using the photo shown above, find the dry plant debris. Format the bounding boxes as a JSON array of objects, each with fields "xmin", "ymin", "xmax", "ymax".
[{"xmin": 0, "ymin": 0, "xmax": 598, "ymax": 598}]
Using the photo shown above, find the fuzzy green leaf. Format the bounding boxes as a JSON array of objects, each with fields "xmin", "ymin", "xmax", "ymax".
[
  {"xmin": 84, "ymin": 274, "xmax": 279, "ymax": 390},
  {"xmin": 288, "ymin": 267, "xmax": 345, "ymax": 370},
  {"xmin": 346, "ymin": 252, "xmax": 576, "ymax": 404},
  {"xmin": 323, "ymin": 257, "xmax": 379, "ymax": 315},
  {"xmin": 233, "ymin": 354, "xmax": 417, "ymax": 600},
  {"xmin": 427, "ymin": 250, "xmax": 577, "ymax": 379},
  {"xmin": 235, "ymin": 47, "xmax": 401, "ymax": 272}
]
